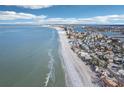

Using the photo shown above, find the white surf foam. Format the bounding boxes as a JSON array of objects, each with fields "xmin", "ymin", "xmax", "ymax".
[
  {"xmin": 44, "ymin": 30, "xmax": 56, "ymax": 87},
  {"xmin": 44, "ymin": 49, "xmax": 55, "ymax": 87}
]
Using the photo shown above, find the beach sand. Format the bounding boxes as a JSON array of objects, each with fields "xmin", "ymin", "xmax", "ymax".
[{"xmin": 54, "ymin": 27, "xmax": 98, "ymax": 87}]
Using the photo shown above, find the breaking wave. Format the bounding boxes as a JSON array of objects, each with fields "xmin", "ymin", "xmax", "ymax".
[
  {"xmin": 44, "ymin": 30, "xmax": 56, "ymax": 87},
  {"xmin": 44, "ymin": 49, "xmax": 55, "ymax": 87}
]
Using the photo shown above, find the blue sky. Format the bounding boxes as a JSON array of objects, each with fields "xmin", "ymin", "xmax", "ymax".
[{"xmin": 0, "ymin": 5, "xmax": 124, "ymax": 24}]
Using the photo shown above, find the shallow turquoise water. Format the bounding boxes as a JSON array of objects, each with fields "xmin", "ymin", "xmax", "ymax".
[{"xmin": 0, "ymin": 25, "xmax": 65, "ymax": 87}]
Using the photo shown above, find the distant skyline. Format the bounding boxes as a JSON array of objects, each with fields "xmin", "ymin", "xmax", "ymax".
[{"xmin": 1, "ymin": 5, "xmax": 124, "ymax": 24}]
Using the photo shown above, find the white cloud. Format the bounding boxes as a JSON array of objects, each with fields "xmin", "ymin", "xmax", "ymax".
[
  {"xmin": 19, "ymin": 5, "xmax": 53, "ymax": 9},
  {"xmin": 36, "ymin": 14, "xmax": 124, "ymax": 24},
  {"xmin": 0, "ymin": 11, "xmax": 46, "ymax": 20},
  {"xmin": 88, "ymin": 15, "xmax": 124, "ymax": 24},
  {"xmin": 39, "ymin": 18, "xmax": 79, "ymax": 24},
  {"xmin": 0, "ymin": 21, "xmax": 36, "ymax": 25},
  {"xmin": 1, "ymin": 10, "xmax": 124, "ymax": 24}
]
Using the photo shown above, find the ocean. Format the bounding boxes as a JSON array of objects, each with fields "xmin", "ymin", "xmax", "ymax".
[{"xmin": 0, "ymin": 25, "xmax": 65, "ymax": 87}]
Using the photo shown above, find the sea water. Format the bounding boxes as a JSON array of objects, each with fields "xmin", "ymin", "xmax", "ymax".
[{"xmin": 0, "ymin": 25, "xmax": 65, "ymax": 87}]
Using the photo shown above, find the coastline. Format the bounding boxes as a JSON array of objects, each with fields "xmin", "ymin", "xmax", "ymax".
[
  {"xmin": 58, "ymin": 37, "xmax": 70, "ymax": 87},
  {"xmin": 53, "ymin": 26, "xmax": 98, "ymax": 87}
]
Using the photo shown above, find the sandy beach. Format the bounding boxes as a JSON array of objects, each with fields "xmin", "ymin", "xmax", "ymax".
[{"xmin": 54, "ymin": 27, "xmax": 98, "ymax": 87}]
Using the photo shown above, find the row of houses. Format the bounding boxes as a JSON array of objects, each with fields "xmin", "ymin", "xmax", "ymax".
[
  {"xmin": 64, "ymin": 26, "xmax": 124, "ymax": 87},
  {"xmin": 83, "ymin": 25, "xmax": 124, "ymax": 32}
]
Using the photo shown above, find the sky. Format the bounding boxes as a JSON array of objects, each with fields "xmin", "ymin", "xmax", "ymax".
[{"xmin": 0, "ymin": 5, "xmax": 124, "ymax": 24}]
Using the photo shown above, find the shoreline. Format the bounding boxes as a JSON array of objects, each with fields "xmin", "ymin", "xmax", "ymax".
[
  {"xmin": 58, "ymin": 38, "xmax": 70, "ymax": 87},
  {"xmin": 53, "ymin": 26, "xmax": 98, "ymax": 87}
]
